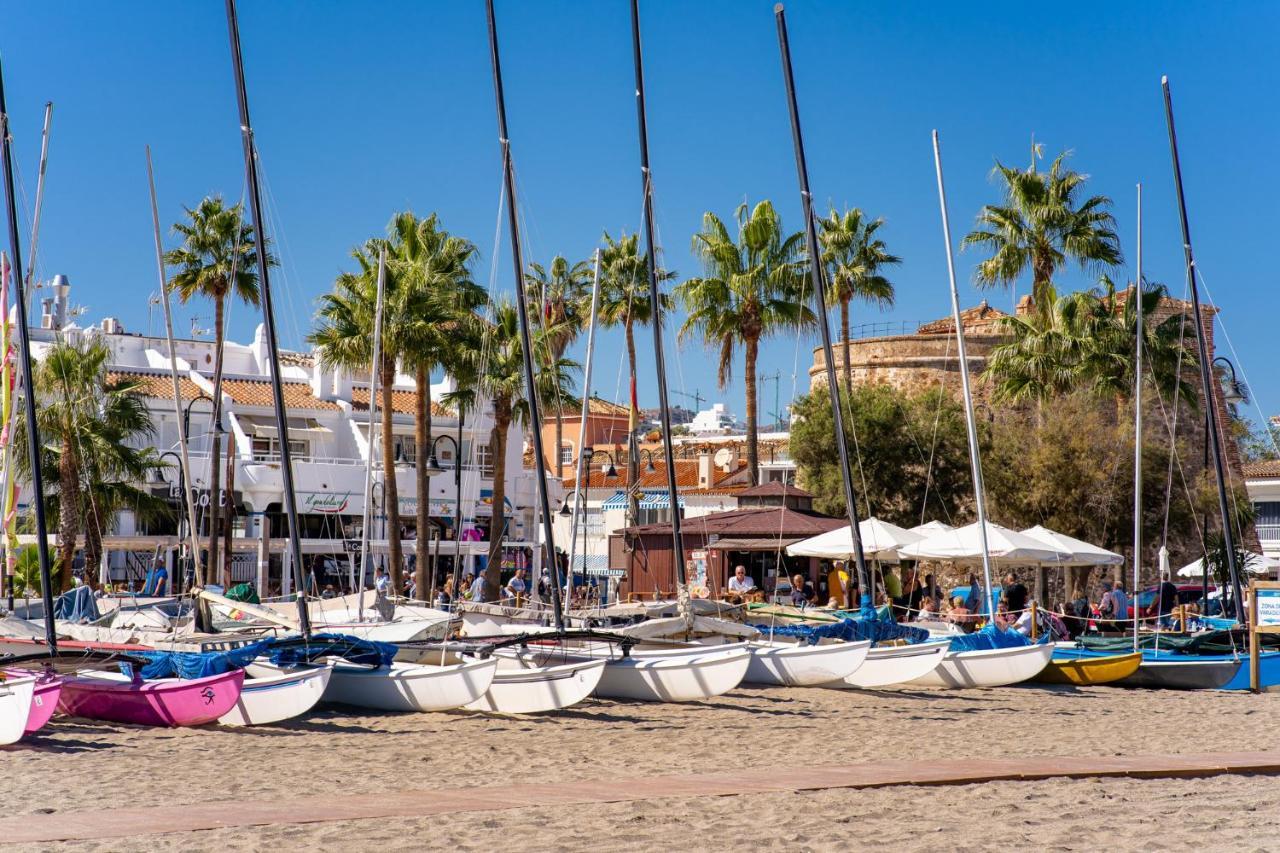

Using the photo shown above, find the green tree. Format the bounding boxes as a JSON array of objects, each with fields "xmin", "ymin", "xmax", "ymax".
[
  {"xmin": 676, "ymin": 200, "xmax": 814, "ymax": 486},
  {"xmin": 817, "ymin": 207, "xmax": 900, "ymax": 394},
  {"xmin": 525, "ymin": 255, "xmax": 593, "ymax": 478},
  {"xmin": 962, "ymin": 151, "xmax": 1122, "ymax": 317},
  {"xmin": 789, "ymin": 383, "xmax": 974, "ymax": 527},
  {"xmin": 165, "ymin": 196, "xmax": 268, "ymax": 586}
]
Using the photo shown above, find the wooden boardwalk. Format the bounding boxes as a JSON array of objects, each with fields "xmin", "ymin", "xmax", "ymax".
[{"xmin": 4, "ymin": 750, "xmax": 1279, "ymax": 844}]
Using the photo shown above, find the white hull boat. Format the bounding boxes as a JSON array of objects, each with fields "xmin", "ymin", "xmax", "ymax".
[
  {"xmin": 593, "ymin": 647, "xmax": 751, "ymax": 702},
  {"xmin": 463, "ymin": 655, "xmax": 606, "ymax": 714},
  {"xmin": 319, "ymin": 618, "xmax": 450, "ymax": 644},
  {"xmin": 0, "ymin": 675, "xmax": 35, "ymax": 745},
  {"xmin": 827, "ymin": 640, "xmax": 951, "ymax": 689},
  {"xmin": 218, "ymin": 664, "xmax": 333, "ymax": 726},
  {"xmin": 250, "ymin": 657, "xmax": 497, "ymax": 712},
  {"xmin": 904, "ymin": 642, "xmax": 1054, "ymax": 689},
  {"xmin": 743, "ymin": 639, "xmax": 871, "ymax": 687}
]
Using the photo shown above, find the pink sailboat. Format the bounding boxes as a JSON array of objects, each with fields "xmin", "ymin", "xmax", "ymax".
[
  {"xmin": 2, "ymin": 670, "xmax": 63, "ymax": 733},
  {"xmin": 57, "ymin": 669, "xmax": 244, "ymax": 728}
]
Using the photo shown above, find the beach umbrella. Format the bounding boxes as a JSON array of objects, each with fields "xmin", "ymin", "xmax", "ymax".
[
  {"xmin": 1019, "ymin": 525, "xmax": 1124, "ymax": 567},
  {"xmin": 1176, "ymin": 552, "xmax": 1279, "ymax": 578},
  {"xmin": 910, "ymin": 520, "xmax": 954, "ymax": 538},
  {"xmin": 898, "ymin": 520, "xmax": 1063, "ymax": 566},
  {"xmin": 787, "ymin": 517, "xmax": 925, "ymax": 562}
]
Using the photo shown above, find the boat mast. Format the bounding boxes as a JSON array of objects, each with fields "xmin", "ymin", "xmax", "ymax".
[
  {"xmin": 629, "ymin": 0, "xmax": 686, "ymax": 588},
  {"xmin": 224, "ymin": 0, "xmax": 311, "ymax": 636},
  {"xmin": 484, "ymin": 0, "xmax": 566, "ymax": 631},
  {"xmin": 0, "ymin": 57, "xmax": 58, "ymax": 652},
  {"xmin": 566, "ymin": 249, "xmax": 602, "ymax": 606},
  {"xmin": 1132, "ymin": 184, "xmax": 1143, "ymax": 651},
  {"xmin": 773, "ymin": 4, "xmax": 873, "ymax": 609},
  {"xmin": 2, "ymin": 100, "xmax": 50, "ymax": 610},
  {"xmin": 932, "ymin": 131, "xmax": 998, "ymax": 619},
  {"xmin": 1160, "ymin": 76, "xmax": 1245, "ymax": 620},
  {"xmin": 145, "ymin": 147, "xmax": 204, "ymax": 591},
  {"xmin": 357, "ymin": 248, "xmax": 387, "ymax": 618}
]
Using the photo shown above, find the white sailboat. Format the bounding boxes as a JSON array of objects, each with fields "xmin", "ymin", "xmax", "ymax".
[
  {"xmin": 218, "ymin": 663, "xmax": 333, "ymax": 727},
  {"xmin": 828, "ymin": 640, "xmax": 951, "ymax": 689},
  {"xmin": 463, "ymin": 655, "xmax": 605, "ymax": 715},
  {"xmin": 742, "ymin": 638, "xmax": 870, "ymax": 687},
  {"xmin": 0, "ymin": 674, "xmax": 34, "ymax": 745},
  {"xmin": 904, "ymin": 642, "xmax": 1055, "ymax": 689}
]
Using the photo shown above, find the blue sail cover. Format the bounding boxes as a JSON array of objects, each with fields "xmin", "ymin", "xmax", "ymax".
[
  {"xmin": 750, "ymin": 614, "xmax": 930, "ymax": 646},
  {"xmin": 54, "ymin": 586, "xmax": 100, "ymax": 623},
  {"xmin": 947, "ymin": 624, "xmax": 1037, "ymax": 652},
  {"xmin": 125, "ymin": 633, "xmax": 397, "ymax": 680}
]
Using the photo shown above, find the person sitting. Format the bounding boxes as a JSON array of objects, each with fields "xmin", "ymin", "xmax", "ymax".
[
  {"xmin": 789, "ymin": 573, "xmax": 815, "ymax": 608},
  {"xmin": 916, "ymin": 596, "xmax": 939, "ymax": 622},
  {"xmin": 321, "ymin": 584, "xmax": 337, "ymax": 600},
  {"xmin": 947, "ymin": 596, "xmax": 975, "ymax": 632},
  {"xmin": 727, "ymin": 565, "xmax": 756, "ymax": 595}
]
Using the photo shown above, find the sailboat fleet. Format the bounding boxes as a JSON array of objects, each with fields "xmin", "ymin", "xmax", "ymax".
[{"xmin": 0, "ymin": 1, "xmax": 1272, "ymax": 748}]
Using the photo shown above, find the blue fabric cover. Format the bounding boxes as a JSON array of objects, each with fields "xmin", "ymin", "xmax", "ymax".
[
  {"xmin": 751, "ymin": 615, "xmax": 930, "ymax": 646},
  {"xmin": 947, "ymin": 624, "xmax": 1036, "ymax": 652},
  {"xmin": 54, "ymin": 586, "xmax": 100, "ymax": 623},
  {"xmin": 124, "ymin": 633, "xmax": 398, "ymax": 680}
]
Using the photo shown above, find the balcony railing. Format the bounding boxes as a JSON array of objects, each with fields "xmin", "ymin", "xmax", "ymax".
[{"xmin": 1257, "ymin": 524, "xmax": 1280, "ymax": 543}]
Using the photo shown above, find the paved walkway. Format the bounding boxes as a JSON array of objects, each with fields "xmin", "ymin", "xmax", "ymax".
[{"xmin": 5, "ymin": 750, "xmax": 1280, "ymax": 844}]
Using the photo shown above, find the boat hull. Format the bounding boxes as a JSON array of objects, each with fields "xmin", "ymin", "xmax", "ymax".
[
  {"xmin": 464, "ymin": 656, "xmax": 606, "ymax": 714},
  {"xmin": 1122, "ymin": 657, "xmax": 1241, "ymax": 690},
  {"xmin": 248, "ymin": 658, "xmax": 498, "ymax": 712},
  {"xmin": 743, "ymin": 640, "xmax": 870, "ymax": 687},
  {"xmin": 58, "ymin": 669, "xmax": 245, "ymax": 727},
  {"xmin": 218, "ymin": 664, "xmax": 332, "ymax": 726},
  {"xmin": 826, "ymin": 641, "xmax": 951, "ymax": 689},
  {"xmin": 905, "ymin": 642, "xmax": 1054, "ymax": 689},
  {"xmin": 1035, "ymin": 652, "xmax": 1142, "ymax": 686},
  {"xmin": 594, "ymin": 647, "xmax": 751, "ymax": 702},
  {"xmin": 0, "ymin": 675, "xmax": 35, "ymax": 745}
]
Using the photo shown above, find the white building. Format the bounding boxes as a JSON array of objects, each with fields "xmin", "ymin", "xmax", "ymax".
[
  {"xmin": 14, "ymin": 291, "xmax": 558, "ymax": 593},
  {"xmin": 1245, "ymin": 459, "xmax": 1280, "ymax": 566},
  {"xmin": 687, "ymin": 403, "xmax": 741, "ymax": 435}
]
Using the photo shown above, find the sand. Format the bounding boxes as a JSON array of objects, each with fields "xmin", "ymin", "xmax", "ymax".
[{"xmin": 5, "ymin": 683, "xmax": 1279, "ymax": 851}]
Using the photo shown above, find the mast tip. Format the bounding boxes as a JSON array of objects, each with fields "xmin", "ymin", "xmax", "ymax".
[
  {"xmin": 1161, "ymin": 74, "xmax": 1168, "ymax": 84},
  {"xmin": 774, "ymin": 3, "xmax": 784, "ymax": 13}
]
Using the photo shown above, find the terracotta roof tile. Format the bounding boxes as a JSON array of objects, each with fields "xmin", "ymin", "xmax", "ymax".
[
  {"xmin": 564, "ymin": 458, "xmax": 748, "ymax": 491},
  {"xmin": 625, "ymin": 505, "xmax": 842, "ymax": 536},
  {"xmin": 917, "ymin": 300, "xmax": 1009, "ymax": 335},
  {"xmin": 350, "ymin": 386, "xmax": 452, "ymax": 418},
  {"xmin": 735, "ymin": 482, "xmax": 812, "ymax": 499},
  {"xmin": 106, "ymin": 371, "xmax": 204, "ymax": 402},
  {"xmin": 221, "ymin": 378, "xmax": 340, "ymax": 411},
  {"xmin": 1243, "ymin": 459, "xmax": 1280, "ymax": 479},
  {"xmin": 549, "ymin": 397, "xmax": 631, "ymax": 419},
  {"xmin": 278, "ymin": 351, "xmax": 315, "ymax": 368}
]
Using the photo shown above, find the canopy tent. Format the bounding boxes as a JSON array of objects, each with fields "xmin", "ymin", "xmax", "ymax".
[
  {"xmin": 910, "ymin": 520, "xmax": 954, "ymax": 538},
  {"xmin": 898, "ymin": 520, "xmax": 1064, "ymax": 566},
  {"xmin": 786, "ymin": 517, "xmax": 924, "ymax": 562},
  {"xmin": 1019, "ymin": 525, "xmax": 1124, "ymax": 567},
  {"xmin": 1176, "ymin": 552, "xmax": 1279, "ymax": 578}
]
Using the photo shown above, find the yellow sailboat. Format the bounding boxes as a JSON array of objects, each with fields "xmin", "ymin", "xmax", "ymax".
[{"xmin": 1035, "ymin": 651, "xmax": 1142, "ymax": 686}]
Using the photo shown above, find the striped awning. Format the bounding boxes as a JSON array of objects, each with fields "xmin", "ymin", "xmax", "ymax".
[
  {"xmin": 600, "ymin": 490, "xmax": 686, "ymax": 511},
  {"xmin": 587, "ymin": 567, "xmax": 625, "ymax": 577},
  {"xmin": 570, "ymin": 554, "xmax": 610, "ymax": 571},
  {"xmin": 600, "ymin": 491, "xmax": 629, "ymax": 510}
]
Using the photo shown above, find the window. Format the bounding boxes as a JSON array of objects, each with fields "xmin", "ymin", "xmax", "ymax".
[
  {"xmin": 560, "ymin": 443, "xmax": 575, "ymax": 466},
  {"xmin": 1256, "ymin": 502, "xmax": 1280, "ymax": 541},
  {"xmin": 638, "ymin": 507, "xmax": 671, "ymax": 526},
  {"xmin": 474, "ymin": 443, "xmax": 495, "ymax": 478},
  {"xmin": 394, "ymin": 435, "xmax": 417, "ymax": 464},
  {"xmin": 252, "ymin": 437, "xmax": 308, "ymax": 462}
]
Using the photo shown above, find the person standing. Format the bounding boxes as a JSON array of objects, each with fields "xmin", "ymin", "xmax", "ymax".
[{"xmin": 827, "ymin": 561, "xmax": 850, "ymax": 609}]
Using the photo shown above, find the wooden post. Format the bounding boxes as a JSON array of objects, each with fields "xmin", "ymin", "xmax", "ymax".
[
  {"xmin": 1250, "ymin": 579, "xmax": 1260, "ymax": 693},
  {"xmin": 1030, "ymin": 601, "xmax": 1038, "ymax": 641}
]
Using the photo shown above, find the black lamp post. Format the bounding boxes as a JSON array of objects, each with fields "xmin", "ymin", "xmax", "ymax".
[
  {"xmin": 158, "ymin": 450, "xmax": 186, "ymax": 595},
  {"xmin": 182, "ymin": 392, "xmax": 215, "ymax": 444},
  {"xmin": 422, "ymin": 428, "xmax": 465, "ymax": 600}
]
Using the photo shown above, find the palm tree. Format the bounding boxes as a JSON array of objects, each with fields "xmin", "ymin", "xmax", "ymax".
[
  {"xmin": 455, "ymin": 300, "xmax": 576, "ymax": 600},
  {"xmin": 817, "ymin": 207, "xmax": 900, "ymax": 394},
  {"xmin": 165, "ymin": 197, "xmax": 267, "ymax": 586},
  {"xmin": 595, "ymin": 231, "xmax": 673, "ymax": 521},
  {"xmin": 16, "ymin": 340, "xmax": 167, "ymax": 591},
  {"xmin": 676, "ymin": 200, "xmax": 814, "ymax": 486},
  {"xmin": 962, "ymin": 151, "xmax": 1122, "ymax": 317},
  {"xmin": 524, "ymin": 255, "xmax": 592, "ymax": 478},
  {"xmin": 390, "ymin": 212, "xmax": 486, "ymax": 599}
]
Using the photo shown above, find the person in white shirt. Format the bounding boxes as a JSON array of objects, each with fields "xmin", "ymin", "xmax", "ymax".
[
  {"xmin": 468, "ymin": 572, "xmax": 486, "ymax": 602},
  {"xmin": 727, "ymin": 565, "xmax": 756, "ymax": 594},
  {"xmin": 374, "ymin": 567, "xmax": 391, "ymax": 594},
  {"xmin": 506, "ymin": 568, "xmax": 528, "ymax": 603}
]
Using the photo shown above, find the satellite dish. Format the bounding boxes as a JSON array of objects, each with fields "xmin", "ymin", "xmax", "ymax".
[{"xmin": 713, "ymin": 448, "xmax": 733, "ymax": 468}]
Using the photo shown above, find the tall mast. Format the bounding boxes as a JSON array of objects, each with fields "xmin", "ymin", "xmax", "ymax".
[
  {"xmin": 932, "ymin": 130, "xmax": 997, "ymax": 619},
  {"xmin": 0, "ymin": 56, "xmax": 57, "ymax": 651},
  {"xmin": 773, "ymin": 4, "xmax": 872, "ymax": 609},
  {"xmin": 357, "ymin": 248, "xmax": 386, "ymax": 619},
  {"xmin": 224, "ymin": 0, "xmax": 310, "ymax": 636},
  {"xmin": 566, "ymin": 249, "xmax": 602, "ymax": 606},
  {"xmin": 1132, "ymin": 184, "xmax": 1143, "ymax": 650},
  {"xmin": 146, "ymin": 147, "xmax": 204, "ymax": 590},
  {"xmin": 484, "ymin": 0, "xmax": 566, "ymax": 630},
  {"xmin": 1161, "ymin": 76, "xmax": 1244, "ymax": 620},
  {"xmin": 629, "ymin": 0, "xmax": 686, "ymax": 587}
]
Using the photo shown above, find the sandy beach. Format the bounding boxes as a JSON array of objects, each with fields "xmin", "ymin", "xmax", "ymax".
[{"xmin": 4, "ymin": 682, "xmax": 1279, "ymax": 851}]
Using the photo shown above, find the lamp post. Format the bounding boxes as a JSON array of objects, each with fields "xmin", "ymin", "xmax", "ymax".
[
  {"xmin": 422, "ymin": 429, "xmax": 465, "ymax": 602},
  {"xmin": 182, "ymin": 392, "xmax": 215, "ymax": 445},
  {"xmin": 158, "ymin": 451, "xmax": 186, "ymax": 595},
  {"xmin": 1206, "ymin": 356, "xmax": 1246, "ymax": 611}
]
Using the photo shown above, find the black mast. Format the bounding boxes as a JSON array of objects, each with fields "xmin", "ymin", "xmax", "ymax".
[
  {"xmin": 773, "ymin": 4, "xmax": 872, "ymax": 609},
  {"xmin": 0, "ymin": 57, "xmax": 57, "ymax": 652},
  {"xmin": 484, "ymin": 0, "xmax": 566, "ymax": 631},
  {"xmin": 224, "ymin": 0, "xmax": 311, "ymax": 637},
  {"xmin": 629, "ymin": 0, "xmax": 686, "ymax": 587},
  {"xmin": 1161, "ymin": 76, "xmax": 1245, "ymax": 619}
]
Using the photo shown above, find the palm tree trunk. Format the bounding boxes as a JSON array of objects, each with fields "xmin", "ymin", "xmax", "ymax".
[
  {"xmin": 744, "ymin": 334, "xmax": 760, "ymax": 487},
  {"xmin": 414, "ymin": 362, "xmax": 430, "ymax": 601},
  {"xmin": 840, "ymin": 296, "xmax": 852, "ymax": 397},
  {"xmin": 207, "ymin": 296, "xmax": 225, "ymax": 588},
  {"xmin": 381, "ymin": 356, "xmax": 403, "ymax": 593},
  {"xmin": 625, "ymin": 318, "xmax": 639, "ymax": 527},
  {"xmin": 222, "ymin": 449, "xmax": 236, "ymax": 588},
  {"xmin": 485, "ymin": 409, "xmax": 510, "ymax": 601},
  {"xmin": 57, "ymin": 436, "xmax": 80, "ymax": 592}
]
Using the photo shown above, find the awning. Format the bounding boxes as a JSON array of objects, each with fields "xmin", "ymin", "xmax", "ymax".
[
  {"xmin": 241, "ymin": 415, "xmax": 331, "ymax": 437},
  {"xmin": 601, "ymin": 491, "xmax": 628, "ymax": 510},
  {"xmin": 570, "ymin": 554, "xmax": 610, "ymax": 571},
  {"xmin": 587, "ymin": 567, "xmax": 625, "ymax": 577},
  {"xmin": 708, "ymin": 537, "xmax": 803, "ymax": 552},
  {"xmin": 599, "ymin": 490, "xmax": 685, "ymax": 510}
]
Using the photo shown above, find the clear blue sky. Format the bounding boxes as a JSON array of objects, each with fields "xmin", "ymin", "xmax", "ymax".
[{"xmin": 4, "ymin": 1, "xmax": 1277, "ymax": 427}]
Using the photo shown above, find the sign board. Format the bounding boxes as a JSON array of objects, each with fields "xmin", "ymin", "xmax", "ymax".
[
  {"xmin": 1258, "ymin": 586, "xmax": 1280, "ymax": 628},
  {"xmin": 342, "ymin": 539, "xmax": 362, "ymax": 554},
  {"xmin": 1249, "ymin": 581, "xmax": 1280, "ymax": 692}
]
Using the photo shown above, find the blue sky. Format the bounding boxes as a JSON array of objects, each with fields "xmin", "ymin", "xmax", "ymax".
[{"xmin": 4, "ymin": 1, "xmax": 1278, "ymax": 426}]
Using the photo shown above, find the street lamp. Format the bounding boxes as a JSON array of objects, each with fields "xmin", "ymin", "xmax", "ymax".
[
  {"xmin": 1212, "ymin": 357, "xmax": 1247, "ymax": 407},
  {"xmin": 582, "ymin": 448, "xmax": 621, "ymax": 479},
  {"xmin": 422, "ymin": 422, "xmax": 468, "ymax": 599},
  {"xmin": 158, "ymin": 451, "xmax": 186, "ymax": 594},
  {"xmin": 182, "ymin": 392, "xmax": 216, "ymax": 442}
]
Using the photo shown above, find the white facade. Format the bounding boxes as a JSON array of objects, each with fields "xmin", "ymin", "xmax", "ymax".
[
  {"xmin": 688, "ymin": 403, "xmax": 741, "ymax": 435},
  {"xmin": 1246, "ymin": 464, "xmax": 1280, "ymax": 566}
]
